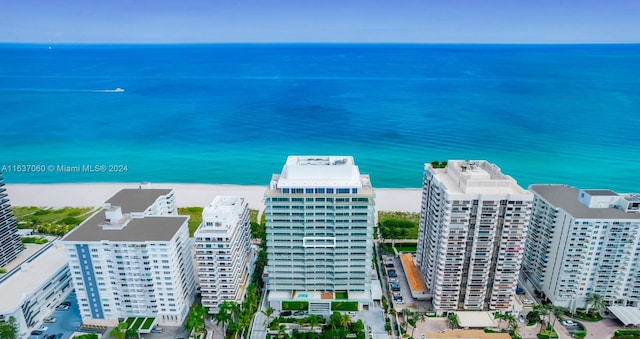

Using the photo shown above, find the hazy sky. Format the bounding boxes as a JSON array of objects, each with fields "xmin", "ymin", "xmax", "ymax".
[{"xmin": 1, "ymin": 0, "xmax": 639, "ymax": 43}]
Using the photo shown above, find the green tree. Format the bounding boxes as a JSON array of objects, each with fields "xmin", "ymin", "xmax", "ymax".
[
  {"xmin": 526, "ymin": 310, "xmax": 541, "ymax": 324},
  {"xmin": 448, "ymin": 313, "xmax": 459, "ymax": 329},
  {"xmin": 550, "ymin": 305, "xmax": 566, "ymax": 327},
  {"xmin": 215, "ymin": 301, "xmax": 236, "ymax": 337},
  {"xmin": 186, "ymin": 305, "xmax": 208, "ymax": 336},
  {"xmin": 277, "ymin": 324, "xmax": 287, "ymax": 339},
  {"xmin": 262, "ymin": 306, "xmax": 275, "ymax": 326},
  {"xmin": 494, "ymin": 311, "xmax": 505, "ymax": 328},
  {"xmin": 586, "ymin": 293, "xmax": 605, "ymax": 315},
  {"xmin": 109, "ymin": 322, "xmax": 128, "ymax": 339},
  {"xmin": 125, "ymin": 327, "xmax": 138, "ymax": 339},
  {"xmin": 0, "ymin": 316, "xmax": 18, "ymax": 339},
  {"xmin": 533, "ymin": 305, "xmax": 550, "ymax": 333}
]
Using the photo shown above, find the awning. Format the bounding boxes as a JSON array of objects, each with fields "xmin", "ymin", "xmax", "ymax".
[{"xmin": 608, "ymin": 306, "xmax": 640, "ymax": 326}]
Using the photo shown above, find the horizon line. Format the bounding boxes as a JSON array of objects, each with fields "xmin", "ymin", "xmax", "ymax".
[{"xmin": 1, "ymin": 41, "xmax": 640, "ymax": 46}]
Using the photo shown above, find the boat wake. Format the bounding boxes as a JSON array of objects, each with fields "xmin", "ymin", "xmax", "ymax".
[{"xmin": 0, "ymin": 88, "xmax": 125, "ymax": 93}]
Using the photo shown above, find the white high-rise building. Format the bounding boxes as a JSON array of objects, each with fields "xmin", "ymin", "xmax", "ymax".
[
  {"xmin": 0, "ymin": 172, "xmax": 23, "ymax": 267},
  {"xmin": 194, "ymin": 196, "xmax": 253, "ymax": 313},
  {"xmin": 264, "ymin": 156, "xmax": 375, "ymax": 313},
  {"xmin": 61, "ymin": 187, "xmax": 196, "ymax": 327},
  {"xmin": 0, "ymin": 243, "xmax": 72, "ymax": 339},
  {"xmin": 523, "ymin": 185, "xmax": 640, "ymax": 310},
  {"xmin": 416, "ymin": 160, "xmax": 533, "ymax": 314}
]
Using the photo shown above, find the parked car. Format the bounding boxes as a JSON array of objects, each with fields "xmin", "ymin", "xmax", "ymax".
[
  {"xmin": 60, "ymin": 301, "xmax": 71, "ymax": 307},
  {"xmin": 38, "ymin": 327, "xmax": 49, "ymax": 332},
  {"xmin": 385, "ymin": 263, "xmax": 394, "ymax": 268},
  {"xmin": 389, "ymin": 278, "xmax": 399, "ymax": 283},
  {"xmin": 43, "ymin": 317, "xmax": 56, "ymax": 323},
  {"xmin": 522, "ymin": 298, "xmax": 534, "ymax": 305},
  {"xmin": 561, "ymin": 320, "xmax": 577, "ymax": 327},
  {"xmin": 31, "ymin": 330, "xmax": 43, "ymax": 336},
  {"xmin": 391, "ymin": 285, "xmax": 401, "ymax": 291},
  {"xmin": 293, "ymin": 311, "xmax": 307, "ymax": 316},
  {"xmin": 516, "ymin": 287, "xmax": 525, "ymax": 295},
  {"xmin": 151, "ymin": 327, "xmax": 163, "ymax": 333},
  {"xmin": 388, "ymin": 271, "xmax": 398, "ymax": 278},
  {"xmin": 280, "ymin": 311, "xmax": 292, "ymax": 317},
  {"xmin": 55, "ymin": 333, "xmax": 64, "ymax": 339}
]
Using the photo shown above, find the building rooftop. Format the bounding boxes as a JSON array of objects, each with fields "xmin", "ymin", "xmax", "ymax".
[
  {"xmin": 583, "ymin": 189, "xmax": 618, "ymax": 196},
  {"xmin": 455, "ymin": 311, "xmax": 497, "ymax": 328},
  {"xmin": 530, "ymin": 185, "xmax": 640, "ymax": 219},
  {"xmin": 276, "ymin": 155, "xmax": 364, "ymax": 188},
  {"xmin": 63, "ymin": 213, "xmax": 188, "ymax": 242},
  {"xmin": 197, "ymin": 196, "xmax": 246, "ymax": 233},
  {"xmin": 0, "ymin": 242, "xmax": 69, "ymax": 313},
  {"xmin": 106, "ymin": 188, "xmax": 173, "ymax": 214},
  {"xmin": 431, "ymin": 160, "xmax": 529, "ymax": 196}
]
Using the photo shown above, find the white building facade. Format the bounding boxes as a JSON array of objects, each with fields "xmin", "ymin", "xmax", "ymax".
[
  {"xmin": 61, "ymin": 188, "xmax": 196, "ymax": 327},
  {"xmin": 194, "ymin": 196, "xmax": 253, "ymax": 313},
  {"xmin": 0, "ymin": 172, "xmax": 23, "ymax": 267},
  {"xmin": 416, "ymin": 160, "xmax": 533, "ymax": 314},
  {"xmin": 523, "ymin": 185, "xmax": 640, "ymax": 310},
  {"xmin": 264, "ymin": 156, "xmax": 375, "ymax": 313},
  {"xmin": 0, "ymin": 243, "xmax": 72, "ymax": 339}
]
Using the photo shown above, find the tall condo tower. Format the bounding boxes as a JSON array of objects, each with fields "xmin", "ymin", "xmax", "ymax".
[
  {"xmin": 416, "ymin": 160, "xmax": 533, "ymax": 314},
  {"xmin": 264, "ymin": 156, "xmax": 375, "ymax": 313},
  {"xmin": 523, "ymin": 185, "xmax": 640, "ymax": 311},
  {"xmin": 194, "ymin": 196, "xmax": 253, "ymax": 313},
  {"xmin": 61, "ymin": 187, "xmax": 195, "ymax": 327},
  {"xmin": 0, "ymin": 172, "xmax": 23, "ymax": 267}
]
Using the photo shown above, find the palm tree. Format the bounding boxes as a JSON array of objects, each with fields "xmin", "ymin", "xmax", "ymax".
[
  {"xmin": 534, "ymin": 304, "xmax": 552, "ymax": 333},
  {"xmin": 338, "ymin": 312, "xmax": 352, "ymax": 329},
  {"xmin": 261, "ymin": 306, "xmax": 275, "ymax": 326},
  {"xmin": 276, "ymin": 324, "xmax": 287, "ymax": 339},
  {"xmin": 125, "ymin": 328, "xmax": 138, "ymax": 339},
  {"xmin": 215, "ymin": 301, "xmax": 236, "ymax": 337},
  {"xmin": 406, "ymin": 310, "xmax": 423, "ymax": 338},
  {"xmin": 586, "ymin": 293, "xmax": 605, "ymax": 315},
  {"xmin": 550, "ymin": 305, "xmax": 566, "ymax": 327},
  {"xmin": 494, "ymin": 311, "xmax": 504, "ymax": 328},
  {"xmin": 109, "ymin": 322, "xmax": 128, "ymax": 339},
  {"xmin": 448, "ymin": 313, "xmax": 459, "ymax": 329},
  {"xmin": 185, "ymin": 305, "xmax": 208, "ymax": 336},
  {"xmin": 509, "ymin": 320, "xmax": 520, "ymax": 338}
]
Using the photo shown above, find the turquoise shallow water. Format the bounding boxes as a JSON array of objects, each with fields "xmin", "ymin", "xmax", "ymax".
[{"xmin": 1, "ymin": 44, "xmax": 639, "ymax": 190}]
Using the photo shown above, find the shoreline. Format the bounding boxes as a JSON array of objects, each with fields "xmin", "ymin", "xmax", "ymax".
[{"xmin": 5, "ymin": 183, "xmax": 423, "ymax": 213}]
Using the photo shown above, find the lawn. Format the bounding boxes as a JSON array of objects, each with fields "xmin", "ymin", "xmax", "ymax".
[
  {"xmin": 282, "ymin": 301, "xmax": 309, "ymax": 311},
  {"xmin": 141, "ymin": 317, "xmax": 155, "ymax": 330},
  {"xmin": 132, "ymin": 317, "xmax": 144, "ymax": 330},
  {"xmin": 331, "ymin": 301, "xmax": 358, "ymax": 311},
  {"xmin": 614, "ymin": 329, "xmax": 640, "ymax": 338},
  {"xmin": 12, "ymin": 206, "xmax": 97, "ymax": 236},
  {"xmin": 395, "ymin": 243, "xmax": 417, "ymax": 253},
  {"xmin": 335, "ymin": 291, "xmax": 348, "ymax": 300},
  {"xmin": 177, "ymin": 207, "xmax": 203, "ymax": 236},
  {"xmin": 377, "ymin": 211, "xmax": 420, "ymax": 239}
]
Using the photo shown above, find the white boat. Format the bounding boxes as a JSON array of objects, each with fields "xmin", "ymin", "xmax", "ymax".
[{"xmin": 114, "ymin": 88, "xmax": 125, "ymax": 92}]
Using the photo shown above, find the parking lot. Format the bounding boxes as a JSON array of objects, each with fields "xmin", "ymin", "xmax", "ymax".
[
  {"xmin": 382, "ymin": 254, "xmax": 431, "ymax": 312},
  {"xmin": 31, "ymin": 292, "xmax": 83, "ymax": 339}
]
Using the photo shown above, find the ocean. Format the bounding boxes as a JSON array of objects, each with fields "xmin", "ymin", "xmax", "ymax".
[{"xmin": 1, "ymin": 44, "xmax": 639, "ymax": 191}]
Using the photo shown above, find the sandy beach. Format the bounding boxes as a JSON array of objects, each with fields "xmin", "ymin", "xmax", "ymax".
[{"xmin": 5, "ymin": 183, "xmax": 422, "ymax": 213}]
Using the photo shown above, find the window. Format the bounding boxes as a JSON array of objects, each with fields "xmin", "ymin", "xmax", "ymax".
[
  {"xmin": 306, "ymin": 188, "xmax": 314, "ymax": 194},
  {"xmin": 337, "ymin": 188, "xmax": 350, "ymax": 194},
  {"xmin": 282, "ymin": 188, "xmax": 290, "ymax": 193},
  {"xmin": 326, "ymin": 188, "xmax": 334, "ymax": 194}
]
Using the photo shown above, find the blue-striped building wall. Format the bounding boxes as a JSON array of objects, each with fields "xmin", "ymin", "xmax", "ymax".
[{"xmin": 76, "ymin": 244, "xmax": 104, "ymax": 319}]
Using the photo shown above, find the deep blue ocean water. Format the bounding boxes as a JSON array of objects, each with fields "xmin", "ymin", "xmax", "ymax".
[{"xmin": 1, "ymin": 44, "xmax": 639, "ymax": 190}]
